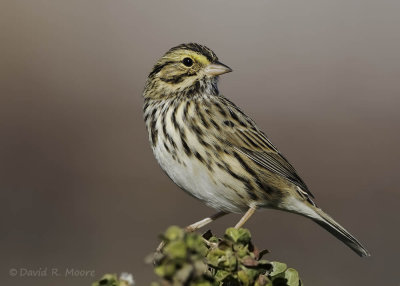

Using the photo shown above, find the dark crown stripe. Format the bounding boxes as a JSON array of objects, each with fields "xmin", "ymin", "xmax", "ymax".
[{"xmin": 168, "ymin": 43, "xmax": 218, "ymax": 62}]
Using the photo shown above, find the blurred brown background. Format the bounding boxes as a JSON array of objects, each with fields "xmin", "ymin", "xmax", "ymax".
[{"xmin": 1, "ymin": 0, "xmax": 399, "ymax": 285}]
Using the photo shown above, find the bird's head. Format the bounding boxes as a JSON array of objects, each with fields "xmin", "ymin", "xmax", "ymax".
[{"xmin": 144, "ymin": 43, "xmax": 232, "ymax": 99}]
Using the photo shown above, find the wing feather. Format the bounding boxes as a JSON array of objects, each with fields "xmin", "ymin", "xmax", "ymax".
[{"xmin": 217, "ymin": 97, "xmax": 314, "ymax": 198}]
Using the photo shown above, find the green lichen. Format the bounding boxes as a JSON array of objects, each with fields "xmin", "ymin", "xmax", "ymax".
[
  {"xmin": 151, "ymin": 226, "xmax": 303, "ymax": 286},
  {"xmin": 92, "ymin": 273, "xmax": 133, "ymax": 286}
]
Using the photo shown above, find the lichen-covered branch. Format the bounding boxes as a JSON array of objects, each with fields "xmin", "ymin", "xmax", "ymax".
[
  {"xmin": 150, "ymin": 226, "xmax": 302, "ymax": 286},
  {"xmin": 91, "ymin": 226, "xmax": 302, "ymax": 286},
  {"xmin": 92, "ymin": 273, "xmax": 134, "ymax": 286}
]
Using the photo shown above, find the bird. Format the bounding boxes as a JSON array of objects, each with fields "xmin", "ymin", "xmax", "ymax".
[{"xmin": 142, "ymin": 43, "xmax": 370, "ymax": 257}]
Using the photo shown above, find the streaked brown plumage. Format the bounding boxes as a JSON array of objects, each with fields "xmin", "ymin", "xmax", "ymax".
[{"xmin": 143, "ymin": 43, "xmax": 370, "ymax": 257}]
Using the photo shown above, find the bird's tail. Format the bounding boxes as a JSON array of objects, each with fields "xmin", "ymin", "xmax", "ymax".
[
  {"xmin": 311, "ymin": 207, "xmax": 370, "ymax": 257},
  {"xmin": 285, "ymin": 197, "xmax": 370, "ymax": 257}
]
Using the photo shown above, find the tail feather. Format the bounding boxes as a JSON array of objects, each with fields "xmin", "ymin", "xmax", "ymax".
[
  {"xmin": 312, "ymin": 207, "xmax": 370, "ymax": 257},
  {"xmin": 284, "ymin": 197, "xmax": 370, "ymax": 257}
]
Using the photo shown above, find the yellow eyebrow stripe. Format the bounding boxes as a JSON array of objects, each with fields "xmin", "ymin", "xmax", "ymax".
[{"xmin": 163, "ymin": 50, "xmax": 211, "ymax": 66}]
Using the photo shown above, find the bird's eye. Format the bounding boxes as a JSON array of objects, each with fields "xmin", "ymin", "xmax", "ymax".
[{"xmin": 182, "ymin": 57, "xmax": 193, "ymax": 67}]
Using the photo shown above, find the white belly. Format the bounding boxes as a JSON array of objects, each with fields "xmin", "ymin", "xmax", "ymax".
[{"xmin": 152, "ymin": 140, "xmax": 246, "ymax": 213}]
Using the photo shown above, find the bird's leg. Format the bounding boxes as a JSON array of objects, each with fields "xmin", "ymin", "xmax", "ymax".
[
  {"xmin": 234, "ymin": 206, "xmax": 257, "ymax": 229},
  {"xmin": 156, "ymin": 211, "xmax": 227, "ymax": 252},
  {"xmin": 185, "ymin": 211, "xmax": 227, "ymax": 232}
]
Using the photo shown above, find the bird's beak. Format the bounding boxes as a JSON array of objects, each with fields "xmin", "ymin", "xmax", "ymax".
[{"xmin": 204, "ymin": 61, "xmax": 232, "ymax": 76}]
